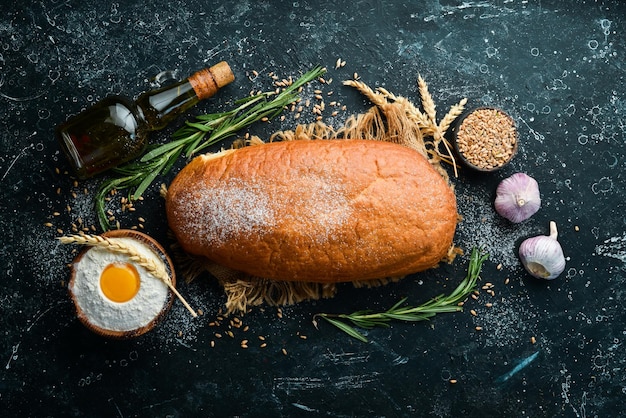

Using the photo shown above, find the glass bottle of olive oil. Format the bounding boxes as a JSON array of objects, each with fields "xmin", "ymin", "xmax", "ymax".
[{"xmin": 56, "ymin": 61, "xmax": 234, "ymax": 179}]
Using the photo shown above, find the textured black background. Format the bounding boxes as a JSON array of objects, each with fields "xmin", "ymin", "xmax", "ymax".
[{"xmin": 1, "ymin": 1, "xmax": 625, "ymax": 416}]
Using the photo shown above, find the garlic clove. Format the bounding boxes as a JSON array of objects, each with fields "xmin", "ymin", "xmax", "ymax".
[
  {"xmin": 494, "ymin": 173, "xmax": 541, "ymax": 223},
  {"xmin": 519, "ymin": 221, "xmax": 566, "ymax": 280}
]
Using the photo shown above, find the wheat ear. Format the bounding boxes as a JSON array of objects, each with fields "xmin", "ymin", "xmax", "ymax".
[
  {"xmin": 342, "ymin": 80, "xmax": 388, "ymax": 107},
  {"xmin": 439, "ymin": 97, "xmax": 467, "ymax": 133},
  {"xmin": 435, "ymin": 97, "xmax": 467, "ymax": 178},
  {"xmin": 59, "ymin": 234, "xmax": 197, "ymax": 317},
  {"xmin": 418, "ymin": 75, "xmax": 437, "ymax": 127},
  {"xmin": 345, "ymin": 74, "xmax": 466, "ymax": 178}
]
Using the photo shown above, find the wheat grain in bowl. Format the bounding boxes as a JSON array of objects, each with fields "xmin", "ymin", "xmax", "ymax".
[
  {"xmin": 452, "ymin": 107, "xmax": 518, "ymax": 172},
  {"xmin": 67, "ymin": 230, "xmax": 176, "ymax": 338}
]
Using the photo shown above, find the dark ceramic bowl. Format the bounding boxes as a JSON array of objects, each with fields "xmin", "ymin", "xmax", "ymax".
[{"xmin": 450, "ymin": 106, "xmax": 518, "ymax": 173}]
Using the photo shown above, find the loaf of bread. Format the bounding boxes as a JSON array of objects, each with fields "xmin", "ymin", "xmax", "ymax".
[{"xmin": 166, "ymin": 139, "xmax": 457, "ymax": 283}]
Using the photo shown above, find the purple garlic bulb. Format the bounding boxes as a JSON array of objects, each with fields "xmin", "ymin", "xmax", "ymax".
[{"xmin": 495, "ymin": 173, "xmax": 541, "ymax": 223}]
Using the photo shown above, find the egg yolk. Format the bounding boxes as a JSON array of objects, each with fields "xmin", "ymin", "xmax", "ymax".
[{"xmin": 99, "ymin": 262, "xmax": 140, "ymax": 303}]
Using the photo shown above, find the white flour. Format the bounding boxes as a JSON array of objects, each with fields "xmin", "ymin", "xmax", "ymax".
[
  {"xmin": 178, "ymin": 174, "xmax": 352, "ymax": 249},
  {"xmin": 70, "ymin": 237, "xmax": 169, "ymax": 332},
  {"xmin": 185, "ymin": 178, "xmax": 277, "ymax": 247}
]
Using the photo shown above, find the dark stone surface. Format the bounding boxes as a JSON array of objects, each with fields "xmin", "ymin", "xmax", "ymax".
[{"xmin": 1, "ymin": 1, "xmax": 625, "ymax": 416}]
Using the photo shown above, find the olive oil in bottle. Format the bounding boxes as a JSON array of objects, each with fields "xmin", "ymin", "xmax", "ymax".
[{"xmin": 56, "ymin": 61, "xmax": 234, "ymax": 179}]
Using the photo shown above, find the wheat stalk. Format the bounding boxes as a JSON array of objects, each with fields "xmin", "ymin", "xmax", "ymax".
[
  {"xmin": 342, "ymin": 80, "xmax": 388, "ymax": 107},
  {"xmin": 372, "ymin": 86, "xmax": 431, "ymax": 129},
  {"xmin": 435, "ymin": 97, "xmax": 467, "ymax": 178},
  {"xmin": 418, "ymin": 75, "xmax": 438, "ymax": 126},
  {"xmin": 345, "ymin": 74, "xmax": 467, "ymax": 178},
  {"xmin": 59, "ymin": 234, "xmax": 197, "ymax": 317},
  {"xmin": 439, "ymin": 97, "xmax": 467, "ymax": 133}
]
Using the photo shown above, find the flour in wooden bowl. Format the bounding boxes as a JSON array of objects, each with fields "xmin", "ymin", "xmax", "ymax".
[{"xmin": 69, "ymin": 233, "xmax": 173, "ymax": 338}]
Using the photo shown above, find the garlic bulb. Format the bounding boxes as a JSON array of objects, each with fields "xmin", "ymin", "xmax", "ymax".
[
  {"xmin": 519, "ymin": 221, "xmax": 566, "ymax": 280},
  {"xmin": 494, "ymin": 173, "xmax": 541, "ymax": 223}
]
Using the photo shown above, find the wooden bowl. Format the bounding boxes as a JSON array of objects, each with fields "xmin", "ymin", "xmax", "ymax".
[{"xmin": 68, "ymin": 230, "xmax": 176, "ymax": 339}]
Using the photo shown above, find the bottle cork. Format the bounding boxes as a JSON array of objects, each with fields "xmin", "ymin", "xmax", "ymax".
[{"xmin": 189, "ymin": 61, "xmax": 235, "ymax": 100}]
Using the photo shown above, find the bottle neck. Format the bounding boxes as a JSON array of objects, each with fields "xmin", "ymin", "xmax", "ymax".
[
  {"xmin": 134, "ymin": 79, "xmax": 199, "ymax": 131},
  {"xmin": 135, "ymin": 62, "xmax": 234, "ymax": 131}
]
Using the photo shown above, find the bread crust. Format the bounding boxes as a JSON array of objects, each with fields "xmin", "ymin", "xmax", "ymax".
[{"xmin": 166, "ymin": 139, "xmax": 457, "ymax": 282}]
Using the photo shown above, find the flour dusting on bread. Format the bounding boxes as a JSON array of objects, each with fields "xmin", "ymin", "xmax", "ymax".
[{"xmin": 175, "ymin": 178, "xmax": 277, "ymax": 247}]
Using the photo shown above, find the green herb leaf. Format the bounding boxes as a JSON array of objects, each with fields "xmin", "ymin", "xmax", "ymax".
[
  {"xmin": 314, "ymin": 247, "xmax": 489, "ymax": 342},
  {"xmin": 317, "ymin": 315, "xmax": 369, "ymax": 343},
  {"xmin": 184, "ymin": 121, "xmax": 216, "ymax": 133},
  {"xmin": 132, "ymin": 164, "xmax": 162, "ymax": 199},
  {"xmin": 139, "ymin": 138, "xmax": 187, "ymax": 162},
  {"xmin": 388, "ymin": 296, "xmax": 409, "ymax": 312}
]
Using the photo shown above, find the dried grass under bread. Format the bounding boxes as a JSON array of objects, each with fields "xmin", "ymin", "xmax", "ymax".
[{"xmin": 166, "ymin": 77, "xmax": 466, "ymax": 314}]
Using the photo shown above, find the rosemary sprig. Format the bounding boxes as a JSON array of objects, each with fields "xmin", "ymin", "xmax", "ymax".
[
  {"xmin": 95, "ymin": 66, "xmax": 327, "ymax": 231},
  {"xmin": 313, "ymin": 247, "xmax": 489, "ymax": 343}
]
